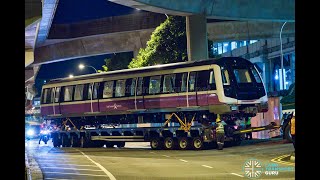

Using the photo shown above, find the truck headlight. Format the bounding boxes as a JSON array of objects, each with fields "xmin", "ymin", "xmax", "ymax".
[{"xmin": 27, "ymin": 129, "xmax": 34, "ymax": 136}]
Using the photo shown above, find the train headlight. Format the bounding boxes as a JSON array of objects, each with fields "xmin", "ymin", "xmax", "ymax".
[{"xmin": 231, "ymin": 105, "xmax": 238, "ymax": 111}]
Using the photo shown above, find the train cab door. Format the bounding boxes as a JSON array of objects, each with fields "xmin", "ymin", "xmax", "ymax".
[
  {"xmin": 196, "ymin": 70, "xmax": 212, "ymax": 106},
  {"xmin": 177, "ymin": 72, "xmax": 197, "ymax": 107},
  {"xmin": 135, "ymin": 77, "xmax": 145, "ymax": 110}
]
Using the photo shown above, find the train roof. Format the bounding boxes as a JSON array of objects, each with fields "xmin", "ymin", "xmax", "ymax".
[{"xmin": 46, "ymin": 57, "xmax": 248, "ymax": 84}]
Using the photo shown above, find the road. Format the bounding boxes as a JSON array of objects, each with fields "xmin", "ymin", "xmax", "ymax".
[{"xmin": 25, "ymin": 138, "xmax": 295, "ymax": 180}]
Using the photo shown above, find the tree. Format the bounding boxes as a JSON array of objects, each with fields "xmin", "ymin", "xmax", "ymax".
[
  {"xmin": 128, "ymin": 16, "xmax": 188, "ymax": 69},
  {"xmin": 98, "ymin": 52, "xmax": 133, "ymax": 72}
]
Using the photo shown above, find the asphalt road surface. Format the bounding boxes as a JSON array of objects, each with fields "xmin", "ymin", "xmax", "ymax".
[{"xmin": 25, "ymin": 138, "xmax": 295, "ymax": 180}]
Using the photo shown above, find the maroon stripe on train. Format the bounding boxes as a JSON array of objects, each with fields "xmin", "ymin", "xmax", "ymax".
[{"xmin": 41, "ymin": 93, "xmax": 222, "ymax": 116}]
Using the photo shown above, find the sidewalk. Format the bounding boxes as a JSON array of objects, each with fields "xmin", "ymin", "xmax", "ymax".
[{"xmin": 25, "ymin": 140, "xmax": 43, "ymax": 180}]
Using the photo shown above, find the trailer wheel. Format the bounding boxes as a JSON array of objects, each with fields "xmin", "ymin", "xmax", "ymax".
[
  {"xmin": 163, "ymin": 137, "xmax": 175, "ymax": 150},
  {"xmin": 105, "ymin": 141, "xmax": 114, "ymax": 148},
  {"xmin": 284, "ymin": 125, "xmax": 293, "ymax": 142},
  {"xmin": 150, "ymin": 138, "xmax": 163, "ymax": 150},
  {"xmin": 191, "ymin": 137, "xmax": 203, "ymax": 150},
  {"xmin": 80, "ymin": 136, "xmax": 90, "ymax": 148},
  {"xmin": 71, "ymin": 136, "xmax": 80, "ymax": 147},
  {"xmin": 116, "ymin": 142, "xmax": 125, "ymax": 148},
  {"xmin": 53, "ymin": 136, "xmax": 61, "ymax": 147},
  {"xmin": 177, "ymin": 137, "xmax": 189, "ymax": 150},
  {"xmin": 62, "ymin": 135, "xmax": 71, "ymax": 147}
]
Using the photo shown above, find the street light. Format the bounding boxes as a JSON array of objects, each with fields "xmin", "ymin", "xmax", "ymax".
[
  {"xmin": 78, "ymin": 64, "xmax": 98, "ymax": 73},
  {"xmin": 280, "ymin": 21, "xmax": 287, "ymax": 90}
]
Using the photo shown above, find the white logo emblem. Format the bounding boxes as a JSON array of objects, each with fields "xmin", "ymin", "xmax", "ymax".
[
  {"xmin": 106, "ymin": 103, "xmax": 122, "ymax": 109},
  {"xmin": 243, "ymin": 159, "xmax": 263, "ymax": 179}
]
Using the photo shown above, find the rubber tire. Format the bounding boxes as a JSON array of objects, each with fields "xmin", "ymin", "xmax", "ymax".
[
  {"xmin": 191, "ymin": 137, "xmax": 203, "ymax": 150},
  {"xmin": 150, "ymin": 138, "xmax": 163, "ymax": 150},
  {"xmin": 53, "ymin": 136, "xmax": 61, "ymax": 147},
  {"xmin": 80, "ymin": 136, "xmax": 91, "ymax": 148},
  {"xmin": 105, "ymin": 141, "xmax": 114, "ymax": 148},
  {"xmin": 62, "ymin": 135, "xmax": 71, "ymax": 147},
  {"xmin": 71, "ymin": 136, "xmax": 81, "ymax": 147},
  {"xmin": 116, "ymin": 142, "xmax": 125, "ymax": 148},
  {"xmin": 284, "ymin": 125, "xmax": 293, "ymax": 142},
  {"xmin": 177, "ymin": 137, "xmax": 189, "ymax": 150},
  {"xmin": 163, "ymin": 137, "xmax": 175, "ymax": 150}
]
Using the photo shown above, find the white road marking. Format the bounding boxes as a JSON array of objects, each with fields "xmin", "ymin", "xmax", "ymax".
[
  {"xmin": 40, "ymin": 164, "xmax": 97, "ymax": 167},
  {"xmin": 231, "ymin": 173, "xmax": 244, "ymax": 177},
  {"xmin": 179, "ymin": 159, "xmax": 188, "ymax": 163},
  {"xmin": 41, "ymin": 167, "xmax": 103, "ymax": 171},
  {"xmin": 45, "ymin": 178, "xmax": 75, "ymax": 180},
  {"xmin": 150, "ymin": 152, "xmax": 156, "ymax": 154},
  {"xmin": 201, "ymin": 165, "xmax": 213, "ymax": 169},
  {"xmin": 44, "ymin": 172, "xmax": 108, "ymax": 177},
  {"xmin": 162, "ymin": 155, "xmax": 170, "ymax": 158},
  {"xmin": 75, "ymin": 149, "xmax": 117, "ymax": 180}
]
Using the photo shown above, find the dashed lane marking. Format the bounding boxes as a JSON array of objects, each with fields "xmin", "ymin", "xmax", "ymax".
[
  {"xmin": 162, "ymin": 155, "xmax": 170, "ymax": 158},
  {"xmin": 41, "ymin": 167, "xmax": 103, "ymax": 171},
  {"xmin": 75, "ymin": 149, "xmax": 117, "ymax": 180},
  {"xmin": 230, "ymin": 173, "xmax": 244, "ymax": 177},
  {"xmin": 44, "ymin": 172, "xmax": 108, "ymax": 177},
  {"xmin": 40, "ymin": 164, "xmax": 97, "ymax": 167},
  {"xmin": 45, "ymin": 178, "xmax": 75, "ymax": 180},
  {"xmin": 201, "ymin": 165, "xmax": 213, "ymax": 169},
  {"xmin": 179, "ymin": 159, "xmax": 188, "ymax": 163}
]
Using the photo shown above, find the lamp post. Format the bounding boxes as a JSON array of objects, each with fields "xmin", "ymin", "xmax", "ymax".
[
  {"xmin": 78, "ymin": 64, "xmax": 98, "ymax": 73},
  {"xmin": 280, "ymin": 22, "xmax": 287, "ymax": 90}
]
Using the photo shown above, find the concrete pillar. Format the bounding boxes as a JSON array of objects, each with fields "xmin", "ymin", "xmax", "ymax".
[
  {"xmin": 290, "ymin": 53, "xmax": 295, "ymax": 83},
  {"xmin": 186, "ymin": 14, "xmax": 208, "ymax": 61}
]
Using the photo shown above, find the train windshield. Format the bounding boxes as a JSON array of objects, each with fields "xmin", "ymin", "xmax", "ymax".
[
  {"xmin": 221, "ymin": 63, "xmax": 265, "ymax": 100},
  {"xmin": 233, "ymin": 67, "xmax": 262, "ymax": 84}
]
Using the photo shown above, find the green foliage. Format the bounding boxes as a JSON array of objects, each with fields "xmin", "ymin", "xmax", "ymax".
[
  {"xmin": 98, "ymin": 52, "xmax": 133, "ymax": 72},
  {"xmin": 128, "ymin": 16, "xmax": 188, "ymax": 69}
]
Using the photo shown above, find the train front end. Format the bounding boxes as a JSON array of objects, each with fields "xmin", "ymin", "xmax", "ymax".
[{"xmin": 211, "ymin": 57, "xmax": 268, "ymax": 116}]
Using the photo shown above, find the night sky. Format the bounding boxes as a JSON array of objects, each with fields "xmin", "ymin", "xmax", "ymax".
[{"xmin": 53, "ymin": 0, "xmax": 137, "ymax": 24}]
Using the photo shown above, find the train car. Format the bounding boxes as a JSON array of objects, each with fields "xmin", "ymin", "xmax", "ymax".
[{"xmin": 41, "ymin": 57, "xmax": 268, "ymax": 150}]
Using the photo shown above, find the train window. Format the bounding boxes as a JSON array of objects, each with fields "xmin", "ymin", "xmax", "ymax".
[
  {"xmin": 209, "ymin": 70, "xmax": 216, "ymax": 90},
  {"xmin": 251, "ymin": 68, "xmax": 262, "ymax": 83},
  {"xmin": 49, "ymin": 88, "xmax": 55, "ymax": 103},
  {"xmin": 196, "ymin": 70, "xmax": 210, "ymax": 91},
  {"xmin": 180, "ymin": 73, "xmax": 187, "ymax": 92},
  {"xmin": 129, "ymin": 78, "xmax": 137, "ymax": 96},
  {"xmin": 189, "ymin": 72, "xmax": 196, "ymax": 92},
  {"xmin": 149, "ymin": 75, "xmax": 161, "ymax": 94},
  {"xmin": 234, "ymin": 69, "xmax": 252, "ymax": 83},
  {"xmin": 87, "ymin": 83, "xmax": 99, "ymax": 100},
  {"xmin": 221, "ymin": 68, "xmax": 230, "ymax": 85},
  {"xmin": 42, "ymin": 88, "xmax": 51, "ymax": 104},
  {"xmin": 54, "ymin": 87, "xmax": 61, "ymax": 103},
  {"xmin": 74, "ymin": 84, "xmax": 84, "ymax": 100},
  {"xmin": 163, "ymin": 74, "xmax": 175, "ymax": 93},
  {"xmin": 115, "ymin": 80, "xmax": 126, "ymax": 97},
  {"xmin": 137, "ymin": 77, "xmax": 143, "ymax": 95},
  {"xmin": 64, "ymin": 86, "xmax": 74, "ymax": 102},
  {"xmin": 103, "ymin": 81, "xmax": 114, "ymax": 98}
]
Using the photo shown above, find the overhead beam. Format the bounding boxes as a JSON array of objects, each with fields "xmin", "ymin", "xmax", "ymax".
[
  {"xmin": 110, "ymin": 0, "xmax": 295, "ymax": 21},
  {"xmin": 207, "ymin": 21, "xmax": 295, "ymax": 42}
]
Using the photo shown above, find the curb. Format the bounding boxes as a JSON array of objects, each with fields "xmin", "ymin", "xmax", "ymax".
[
  {"xmin": 25, "ymin": 151, "xmax": 32, "ymax": 180},
  {"xmin": 25, "ymin": 143, "xmax": 44, "ymax": 180}
]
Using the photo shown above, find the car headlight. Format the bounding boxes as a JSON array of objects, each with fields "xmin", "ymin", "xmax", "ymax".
[{"xmin": 27, "ymin": 129, "xmax": 34, "ymax": 136}]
